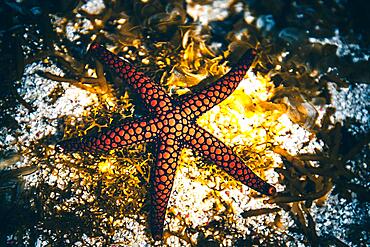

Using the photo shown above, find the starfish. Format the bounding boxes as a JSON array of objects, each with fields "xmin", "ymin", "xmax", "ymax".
[{"xmin": 58, "ymin": 42, "xmax": 277, "ymax": 240}]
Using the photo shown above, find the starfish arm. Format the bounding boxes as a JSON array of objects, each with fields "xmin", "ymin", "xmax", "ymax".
[
  {"xmin": 184, "ymin": 124, "xmax": 276, "ymax": 196},
  {"xmin": 89, "ymin": 43, "xmax": 173, "ymax": 114},
  {"xmin": 57, "ymin": 117, "xmax": 158, "ymax": 153},
  {"xmin": 149, "ymin": 137, "xmax": 180, "ymax": 240},
  {"xmin": 180, "ymin": 49, "xmax": 256, "ymax": 119}
]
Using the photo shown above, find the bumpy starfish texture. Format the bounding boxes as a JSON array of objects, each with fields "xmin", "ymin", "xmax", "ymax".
[{"xmin": 58, "ymin": 42, "xmax": 277, "ymax": 240}]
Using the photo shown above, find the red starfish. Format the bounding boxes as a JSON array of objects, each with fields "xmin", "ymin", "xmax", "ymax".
[{"xmin": 58, "ymin": 42, "xmax": 276, "ymax": 240}]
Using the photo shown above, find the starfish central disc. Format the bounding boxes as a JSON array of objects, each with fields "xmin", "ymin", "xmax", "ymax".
[{"xmin": 58, "ymin": 42, "xmax": 277, "ymax": 241}]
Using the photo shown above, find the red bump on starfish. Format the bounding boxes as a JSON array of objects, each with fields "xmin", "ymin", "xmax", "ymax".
[{"xmin": 57, "ymin": 42, "xmax": 277, "ymax": 241}]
